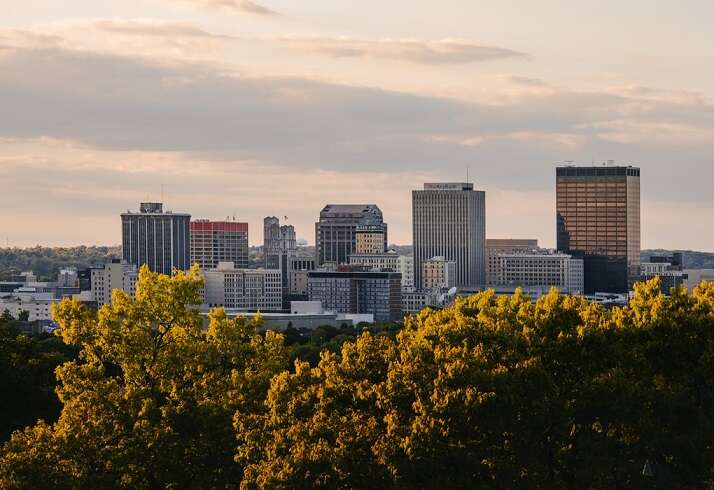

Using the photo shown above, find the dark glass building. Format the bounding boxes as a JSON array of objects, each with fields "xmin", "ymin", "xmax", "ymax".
[
  {"xmin": 315, "ymin": 205, "xmax": 387, "ymax": 266},
  {"xmin": 121, "ymin": 202, "xmax": 191, "ymax": 275},
  {"xmin": 556, "ymin": 166, "xmax": 641, "ymax": 294},
  {"xmin": 307, "ymin": 269, "xmax": 402, "ymax": 322}
]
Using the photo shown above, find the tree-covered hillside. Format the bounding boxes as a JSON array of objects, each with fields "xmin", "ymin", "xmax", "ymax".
[{"xmin": 0, "ymin": 246, "xmax": 121, "ymax": 281}]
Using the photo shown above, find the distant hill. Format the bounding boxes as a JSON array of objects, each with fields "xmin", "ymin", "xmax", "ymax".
[
  {"xmin": 0, "ymin": 246, "xmax": 122, "ymax": 281},
  {"xmin": 2, "ymin": 245, "xmax": 711, "ymax": 282},
  {"xmin": 642, "ymin": 249, "xmax": 714, "ymax": 269}
]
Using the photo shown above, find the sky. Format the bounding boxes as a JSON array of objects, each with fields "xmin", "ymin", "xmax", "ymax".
[{"xmin": 1, "ymin": 1, "xmax": 713, "ymax": 249}]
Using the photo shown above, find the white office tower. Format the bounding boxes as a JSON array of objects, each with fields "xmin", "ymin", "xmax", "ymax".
[{"xmin": 412, "ymin": 183, "xmax": 486, "ymax": 289}]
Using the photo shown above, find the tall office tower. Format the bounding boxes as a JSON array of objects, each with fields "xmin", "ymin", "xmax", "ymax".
[
  {"xmin": 263, "ymin": 217, "xmax": 296, "ymax": 270},
  {"xmin": 556, "ymin": 165, "xmax": 641, "ymax": 294},
  {"xmin": 190, "ymin": 220, "xmax": 249, "ymax": 270},
  {"xmin": 315, "ymin": 205, "xmax": 387, "ymax": 266},
  {"xmin": 121, "ymin": 202, "xmax": 191, "ymax": 275},
  {"xmin": 412, "ymin": 183, "xmax": 486, "ymax": 290},
  {"xmin": 486, "ymin": 238, "xmax": 539, "ymax": 286}
]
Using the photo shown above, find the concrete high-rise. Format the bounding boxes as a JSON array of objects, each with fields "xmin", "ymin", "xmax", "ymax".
[
  {"xmin": 556, "ymin": 165, "xmax": 641, "ymax": 293},
  {"xmin": 121, "ymin": 202, "xmax": 191, "ymax": 275},
  {"xmin": 264, "ymin": 217, "xmax": 296, "ymax": 270},
  {"xmin": 412, "ymin": 183, "xmax": 486, "ymax": 289},
  {"xmin": 315, "ymin": 205, "xmax": 387, "ymax": 266},
  {"xmin": 191, "ymin": 220, "xmax": 249, "ymax": 269}
]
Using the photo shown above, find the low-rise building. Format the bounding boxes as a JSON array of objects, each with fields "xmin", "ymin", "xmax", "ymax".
[
  {"xmin": 402, "ymin": 289, "xmax": 441, "ymax": 315},
  {"xmin": 423, "ymin": 256, "xmax": 457, "ymax": 290},
  {"xmin": 202, "ymin": 262, "xmax": 282, "ymax": 312},
  {"xmin": 307, "ymin": 269, "xmax": 402, "ymax": 322},
  {"xmin": 491, "ymin": 251, "xmax": 584, "ymax": 294},
  {"xmin": 0, "ymin": 297, "xmax": 58, "ymax": 321},
  {"xmin": 684, "ymin": 269, "xmax": 714, "ymax": 291},
  {"xmin": 640, "ymin": 254, "xmax": 686, "ymax": 293},
  {"xmin": 486, "ymin": 239, "xmax": 539, "ymax": 286},
  {"xmin": 348, "ymin": 250, "xmax": 414, "ymax": 291}
]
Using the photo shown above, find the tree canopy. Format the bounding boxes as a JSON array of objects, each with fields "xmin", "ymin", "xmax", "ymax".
[{"xmin": 2, "ymin": 270, "xmax": 714, "ymax": 489}]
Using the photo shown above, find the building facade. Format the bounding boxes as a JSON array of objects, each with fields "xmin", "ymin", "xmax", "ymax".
[
  {"xmin": 202, "ymin": 262, "xmax": 282, "ymax": 312},
  {"xmin": 121, "ymin": 202, "xmax": 191, "ymax": 275},
  {"xmin": 402, "ymin": 289, "xmax": 442, "ymax": 315},
  {"xmin": 355, "ymin": 223, "xmax": 387, "ymax": 254},
  {"xmin": 486, "ymin": 239, "xmax": 539, "ymax": 286},
  {"xmin": 491, "ymin": 251, "xmax": 584, "ymax": 294},
  {"xmin": 190, "ymin": 220, "xmax": 249, "ymax": 269},
  {"xmin": 556, "ymin": 166, "xmax": 641, "ymax": 293},
  {"xmin": 90, "ymin": 261, "xmax": 138, "ymax": 306},
  {"xmin": 307, "ymin": 270, "xmax": 402, "ymax": 322},
  {"xmin": 264, "ymin": 217, "xmax": 296, "ymax": 270},
  {"xmin": 412, "ymin": 183, "xmax": 486, "ymax": 289},
  {"xmin": 422, "ymin": 256, "xmax": 457, "ymax": 290},
  {"xmin": 288, "ymin": 256, "xmax": 316, "ymax": 296},
  {"xmin": 349, "ymin": 251, "xmax": 414, "ymax": 291},
  {"xmin": 315, "ymin": 205, "xmax": 387, "ymax": 266},
  {"xmin": 640, "ymin": 254, "xmax": 686, "ymax": 293}
]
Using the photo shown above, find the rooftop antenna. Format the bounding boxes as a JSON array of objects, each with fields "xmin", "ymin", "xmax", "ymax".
[
  {"xmin": 466, "ymin": 167, "xmax": 470, "ymax": 183},
  {"xmin": 161, "ymin": 184, "xmax": 164, "ymax": 204}
]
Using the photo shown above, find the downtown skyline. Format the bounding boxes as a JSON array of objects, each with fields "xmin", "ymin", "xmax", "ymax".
[{"xmin": 2, "ymin": 1, "xmax": 714, "ymax": 249}]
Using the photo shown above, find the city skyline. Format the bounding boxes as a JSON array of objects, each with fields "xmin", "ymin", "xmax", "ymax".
[{"xmin": 2, "ymin": 2, "xmax": 714, "ymax": 250}]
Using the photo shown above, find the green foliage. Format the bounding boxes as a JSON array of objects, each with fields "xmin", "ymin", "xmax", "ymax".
[
  {"xmin": 0, "ymin": 265, "xmax": 287, "ymax": 488},
  {"xmin": 0, "ymin": 311, "xmax": 76, "ymax": 443},
  {"xmin": 3, "ymin": 276, "xmax": 714, "ymax": 488},
  {"xmin": 237, "ymin": 280, "xmax": 714, "ymax": 489},
  {"xmin": 284, "ymin": 322, "xmax": 402, "ymax": 367},
  {"xmin": 0, "ymin": 245, "xmax": 121, "ymax": 281}
]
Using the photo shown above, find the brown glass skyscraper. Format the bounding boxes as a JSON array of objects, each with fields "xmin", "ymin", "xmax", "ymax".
[{"xmin": 556, "ymin": 166, "xmax": 640, "ymax": 294}]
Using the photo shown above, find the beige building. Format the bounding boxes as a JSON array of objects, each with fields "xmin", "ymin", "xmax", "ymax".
[
  {"xmin": 492, "ymin": 251, "xmax": 584, "ymax": 294},
  {"xmin": 349, "ymin": 250, "xmax": 414, "ymax": 291},
  {"xmin": 91, "ymin": 261, "xmax": 138, "ymax": 306},
  {"xmin": 486, "ymin": 239, "xmax": 539, "ymax": 286},
  {"xmin": 423, "ymin": 256, "xmax": 457, "ymax": 290},
  {"xmin": 685, "ymin": 269, "xmax": 714, "ymax": 291},
  {"xmin": 202, "ymin": 262, "xmax": 282, "ymax": 311},
  {"xmin": 355, "ymin": 223, "xmax": 387, "ymax": 255}
]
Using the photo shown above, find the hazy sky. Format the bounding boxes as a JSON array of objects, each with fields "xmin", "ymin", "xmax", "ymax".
[{"xmin": 1, "ymin": 1, "xmax": 713, "ymax": 249}]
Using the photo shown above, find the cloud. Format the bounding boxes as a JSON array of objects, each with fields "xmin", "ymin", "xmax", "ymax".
[
  {"xmin": 280, "ymin": 37, "xmax": 527, "ymax": 64},
  {"xmin": 169, "ymin": 0, "xmax": 279, "ymax": 16},
  {"xmin": 1, "ymin": 38, "xmax": 714, "ymax": 214},
  {"xmin": 90, "ymin": 19, "xmax": 229, "ymax": 39},
  {"xmin": 0, "ymin": 137, "xmax": 435, "ymax": 246}
]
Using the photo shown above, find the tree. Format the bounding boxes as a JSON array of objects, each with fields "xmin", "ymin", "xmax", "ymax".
[
  {"xmin": 17, "ymin": 310, "xmax": 29, "ymax": 322},
  {"xmin": 4, "ymin": 277, "xmax": 714, "ymax": 488},
  {"xmin": 236, "ymin": 281, "xmax": 714, "ymax": 489},
  {"xmin": 0, "ymin": 265, "xmax": 287, "ymax": 489},
  {"xmin": 0, "ymin": 310, "xmax": 74, "ymax": 443}
]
